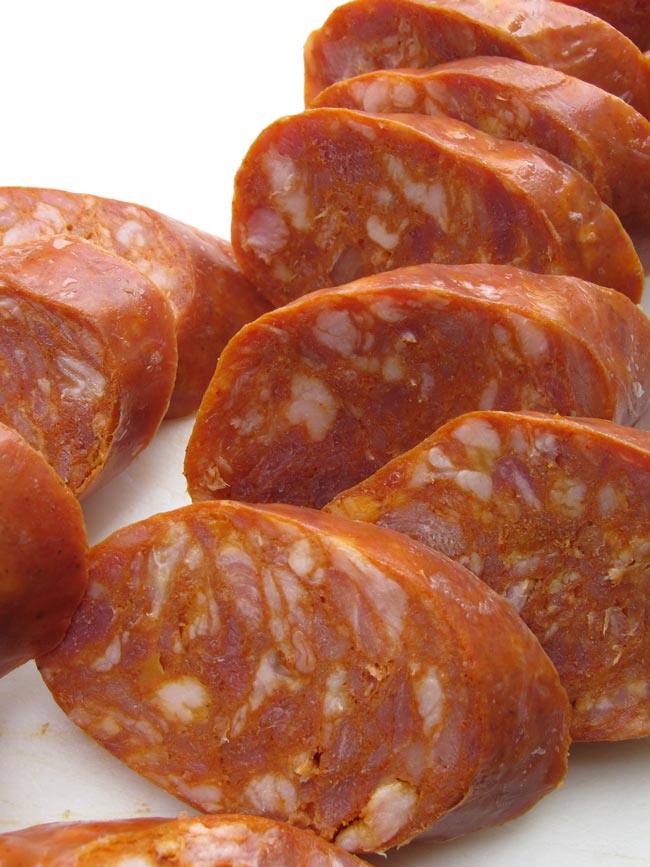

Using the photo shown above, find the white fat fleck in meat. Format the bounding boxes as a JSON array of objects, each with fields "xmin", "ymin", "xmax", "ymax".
[
  {"xmin": 33, "ymin": 201, "xmax": 67, "ymax": 229},
  {"xmin": 382, "ymin": 354, "xmax": 406, "ymax": 382},
  {"xmin": 165, "ymin": 778, "xmax": 223, "ymax": 812},
  {"xmin": 479, "ymin": 379, "xmax": 499, "ymax": 410},
  {"xmin": 52, "ymin": 237, "xmax": 73, "ymax": 250},
  {"xmin": 359, "ymin": 79, "xmax": 391, "ymax": 112},
  {"xmin": 370, "ymin": 299, "xmax": 407, "ymax": 322},
  {"xmin": 413, "ymin": 666, "xmax": 444, "ymax": 736},
  {"xmin": 366, "ymin": 214, "xmax": 405, "ymax": 250},
  {"xmin": 452, "ymin": 418, "xmax": 501, "ymax": 453},
  {"xmin": 599, "ymin": 483, "xmax": 618, "ymax": 517},
  {"xmin": 455, "ymin": 470, "xmax": 493, "ymax": 501},
  {"xmin": 112, "ymin": 857, "xmax": 153, "ymax": 867},
  {"xmin": 288, "ymin": 538, "xmax": 316, "ymax": 580},
  {"xmin": 323, "ymin": 665, "xmax": 352, "ymax": 719},
  {"xmin": 243, "ymin": 208, "xmax": 290, "ymax": 262},
  {"xmin": 148, "ymin": 524, "xmax": 194, "ymax": 618},
  {"xmin": 632, "ymin": 381, "xmax": 645, "ymax": 399},
  {"xmin": 459, "ymin": 551, "xmax": 484, "ymax": 576},
  {"xmin": 533, "ymin": 431, "xmax": 559, "ymax": 458},
  {"xmin": 427, "ymin": 446, "xmax": 455, "ymax": 470},
  {"xmin": 551, "ymin": 477, "xmax": 587, "ymax": 518},
  {"xmin": 179, "ymin": 821, "xmax": 263, "ymax": 865},
  {"xmin": 313, "ymin": 308, "xmax": 360, "ymax": 356},
  {"xmin": 510, "ymin": 468, "xmax": 542, "ymax": 509},
  {"xmin": 264, "ymin": 148, "xmax": 310, "ymax": 231},
  {"xmin": 2, "ymin": 220, "xmax": 44, "ymax": 245},
  {"xmin": 511, "ymin": 314, "xmax": 550, "ymax": 360},
  {"xmin": 384, "ymin": 153, "xmax": 449, "ymax": 227},
  {"xmin": 409, "ymin": 458, "xmax": 432, "ymax": 488},
  {"xmin": 503, "ymin": 579, "xmax": 532, "ymax": 613},
  {"xmin": 154, "ymin": 676, "xmax": 209, "ymax": 724},
  {"xmin": 55, "ymin": 354, "xmax": 106, "ymax": 402},
  {"xmin": 116, "ymin": 219, "xmax": 146, "ymax": 249},
  {"xmin": 511, "ymin": 556, "xmax": 542, "ymax": 579},
  {"xmin": 245, "ymin": 773, "xmax": 298, "ymax": 815},
  {"xmin": 334, "ymin": 780, "xmax": 418, "ymax": 851},
  {"xmin": 92, "ymin": 635, "xmax": 122, "ymax": 672},
  {"xmin": 285, "ymin": 374, "xmax": 338, "ymax": 442},
  {"xmin": 374, "ymin": 186, "xmax": 394, "ymax": 207}
]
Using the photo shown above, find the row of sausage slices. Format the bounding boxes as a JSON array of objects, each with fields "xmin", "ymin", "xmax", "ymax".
[{"xmin": 2, "ymin": 0, "xmax": 650, "ymax": 862}]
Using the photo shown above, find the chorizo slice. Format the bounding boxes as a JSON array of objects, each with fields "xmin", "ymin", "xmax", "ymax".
[
  {"xmin": 0, "ymin": 814, "xmax": 369, "ymax": 867},
  {"xmin": 556, "ymin": 0, "xmax": 650, "ymax": 50},
  {"xmin": 184, "ymin": 263, "xmax": 650, "ymax": 509},
  {"xmin": 310, "ymin": 57, "xmax": 650, "ymax": 237},
  {"xmin": 0, "ymin": 236, "xmax": 177, "ymax": 497},
  {"xmin": 303, "ymin": 0, "xmax": 650, "ymax": 117},
  {"xmin": 231, "ymin": 108, "xmax": 643, "ymax": 306},
  {"xmin": 0, "ymin": 186, "xmax": 271, "ymax": 418},
  {"xmin": 326, "ymin": 410, "xmax": 650, "ymax": 742},
  {"xmin": 36, "ymin": 501, "xmax": 570, "ymax": 851},
  {"xmin": 0, "ymin": 422, "xmax": 87, "ymax": 677}
]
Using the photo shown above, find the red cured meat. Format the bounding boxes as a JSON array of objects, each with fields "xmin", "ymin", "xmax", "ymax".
[
  {"xmin": 557, "ymin": 0, "xmax": 650, "ymax": 50},
  {"xmin": 0, "ymin": 423, "xmax": 87, "ymax": 677},
  {"xmin": 37, "ymin": 501, "xmax": 570, "ymax": 851}
]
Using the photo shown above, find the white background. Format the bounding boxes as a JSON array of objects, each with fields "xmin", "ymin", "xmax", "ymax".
[{"xmin": 0, "ymin": 2, "xmax": 649, "ymax": 865}]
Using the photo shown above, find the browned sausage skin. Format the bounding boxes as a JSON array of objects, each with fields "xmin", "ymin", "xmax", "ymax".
[
  {"xmin": 0, "ymin": 422, "xmax": 87, "ymax": 677},
  {"xmin": 0, "ymin": 814, "xmax": 369, "ymax": 867},
  {"xmin": 37, "ymin": 501, "xmax": 570, "ymax": 851},
  {"xmin": 327, "ymin": 411, "xmax": 650, "ymax": 741},
  {"xmin": 231, "ymin": 109, "xmax": 643, "ymax": 305},
  {"xmin": 304, "ymin": 0, "xmax": 650, "ymax": 117},
  {"xmin": 0, "ymin": 236, "xmax": 177, "ymax": 497},
  {"xmin": 185, "ymin": 264, "xmax": 650, "ymax": 510},
  {"xmin": 0, "ymin": 186, "xmax": 271, "ymax": 418}
]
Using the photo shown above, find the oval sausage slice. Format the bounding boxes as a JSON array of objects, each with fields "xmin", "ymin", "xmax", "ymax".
[
  {"xmin": 37, "ymin": 501, "xmax": 570, "ymax": 851},
  {"xmin": 0, "ymin": 422, "xmax": 87, "ymax": 677},
  {"xmin": 185, "ymin": 263, "xmax": 650, "ymax": 509},
  {"xmin": 0, "ymin": 814, "xmax": 368, "ymax": 867},
  {"xmin": 327, "ymin": 410, "xmax": 650, "ymax": 741},
  {"xmin": 231, "ymin": 108, "xmax": 643, "ymax": 305},
  {"xmin": 0, "ymin": 236, "xmax": 177, "ymax": 497},
  {"xmin": 0, "ymin": 186, "xmax": 271, "ymax": 418},
  {"xmin": 303, "ymin": 0, "xmax": 650, "ymax": 117}
]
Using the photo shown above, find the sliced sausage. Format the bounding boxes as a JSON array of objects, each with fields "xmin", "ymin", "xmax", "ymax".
[
  {"xmin": 0, "ymin": 236, "xmax": 177, "ymax": 497},
  {"xmin": 557, "ymin": 0, "xmax": 650, "ymax": 50},
  {"xmin": 0, "ymin": 814, "xmax": 367, "ymax": 867},
  {"xmin": 310, "ymin": 57, "xmax": 650, "ymax": 237},
  {"xmin": 0, "ymin": 422, "xmax": 87, "ymax": 677},
  {"xmin": 327, "ymin": 410, "xmax": 650, "ymax": 742},
  {"xmin": 37, "ymin": 501, "xmax": 570, "ymax": 851},
  {"xmin": 231, "ymin": 108, "xmax": 643, "ymax": 306},
  {"xmin": 184, "ymin": 263, "xmax": 650, "ymax": 509},
  {"xmin": 0, "ymin": 186, "xmax": 271, "ymax": 418},
  {"xmin": 303, "ymin": 0, "xmax": 650, "ymax": 117}
]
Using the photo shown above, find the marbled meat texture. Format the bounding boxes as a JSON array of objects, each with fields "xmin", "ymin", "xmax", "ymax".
[
  {"xmin": 311, "ymin": 57, "xmax": 650, "ymax": 236},
  {"xmin": 0, "ymin": 422, "xmax": 87, "ymax": 677},
  {"xmin": 0, "ymin": 236, "xmax": 177, "ymax": 497},
  {"xmin": 37, "ymin": 501, "xmax": 571, "ymax": 852},
  {"xmin": 231, "ymin": 108, "xmax": 643, "ymax": 306},
  {"xmin": 327, "ymin": 410, "xmax": 650, "ymax": 742},
  {"xmin": 0, "ymin": 814, "xmax": 368, "ymax": 867},
  {"xmin": 184, "ymin": 263, "xmax": 650, "ymax": 509},
  {"xmin": 0, "ymin": 186, "xmax": 271, "ymax": 418},
  {"xmin": 303, "ymin": 0, "xmax": 650, "ymax": 117}
]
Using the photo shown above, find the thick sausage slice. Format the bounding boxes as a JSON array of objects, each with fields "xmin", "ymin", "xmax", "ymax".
[
  {"xmin": 0, "ymin": 423, "xmax": 87, "ymax": 677},
  {"xmin": 304, "ymin": 0, "xmax": 650, "ymax": 117},
  {"xmin": 0, "ymin": 187, "xmax": 271, "ymax": 418},
  {"xmin": 231, "ymin": 108, "xmax": 643, "ymax": 306},
  {"xmin": 0, "ymin": 236, "xmax": 177, "ymax": 497},
  {"xmin": 37, "ymin": 501, "xmax": 571, "ymax": 851},
  {"xmin": 327, "ymin": 410, "xmax": 650, "ymax": 742},
  {"xmin": 185, "ymin": 263, "xmax": 650, "ymax": 509},
  {"xmin": 0, "ymin": 814, "xmax": 367, "ymax": 867},
  {"xmin": 557, "ymin": 0, "xmax": 650, "ymax": 50},
  {"xmin": 310, "ymin": 58, "xmax": 650, "ymax": 237}
]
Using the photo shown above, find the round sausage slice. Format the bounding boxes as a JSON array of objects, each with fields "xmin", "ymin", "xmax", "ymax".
[
  {"xmin": 0, "ymin": 236, "xmax": 177, "ymax": 497},
  {"xmin": 231, "ymin": 108, "xmax": 643, "ymax": 305},
  {"xmin": 327, "ymin": 410, "xmax": 650, "ymax": 741},
  {"xmin": 37, "ymin": 501, "xmax": 570, "ymax": 851},
  {"xmin": 185, "ymin": 263, "xmax": 650, "ymax": 509},
  {"xmin": 0, "ymin": 422, "xmax": 87, "ymax": 677},
  {"xmin": 0, "ymin": 814, "xmax": 368, "ymax": 867}
]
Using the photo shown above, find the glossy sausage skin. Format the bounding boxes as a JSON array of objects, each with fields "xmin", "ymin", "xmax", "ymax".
[
  {"xmin": 303, "ymin": 0, "xmax": 650, "ymax": 117},
  {"xmin": 185, "ymin": 263, "xmax": 650, "ymax": 510},
  {"xmin": 0, "ymin": 814, "xmax": 368, "ymax": 867},
  {"xmin": 557, "ymin": 0, "xmax": 650, "ymax": 50},
  {"xmin": 311, "ymin": 57, "xmax": 650, "ymax": 236},
  {"xmin": 0, "ymin": 187, "xmax": 271, "ymax": 418},
  {"xmin": 0, "ymin": 236, "xmax": 177, "ymax": 497},
  {"xmin": 37, "ymin": 501, "xmax": 570, "ymax": 852},
  {"xmin": 327, "ymin": 411, "xmax": 650, "ymax": 742},
  {"xmin": 231, "ymin": 108, "xmax": 643, "ymax": 306},
  {"xmin": 0, "ymin": 423, "xmax": 87, "ymax": 677}
]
